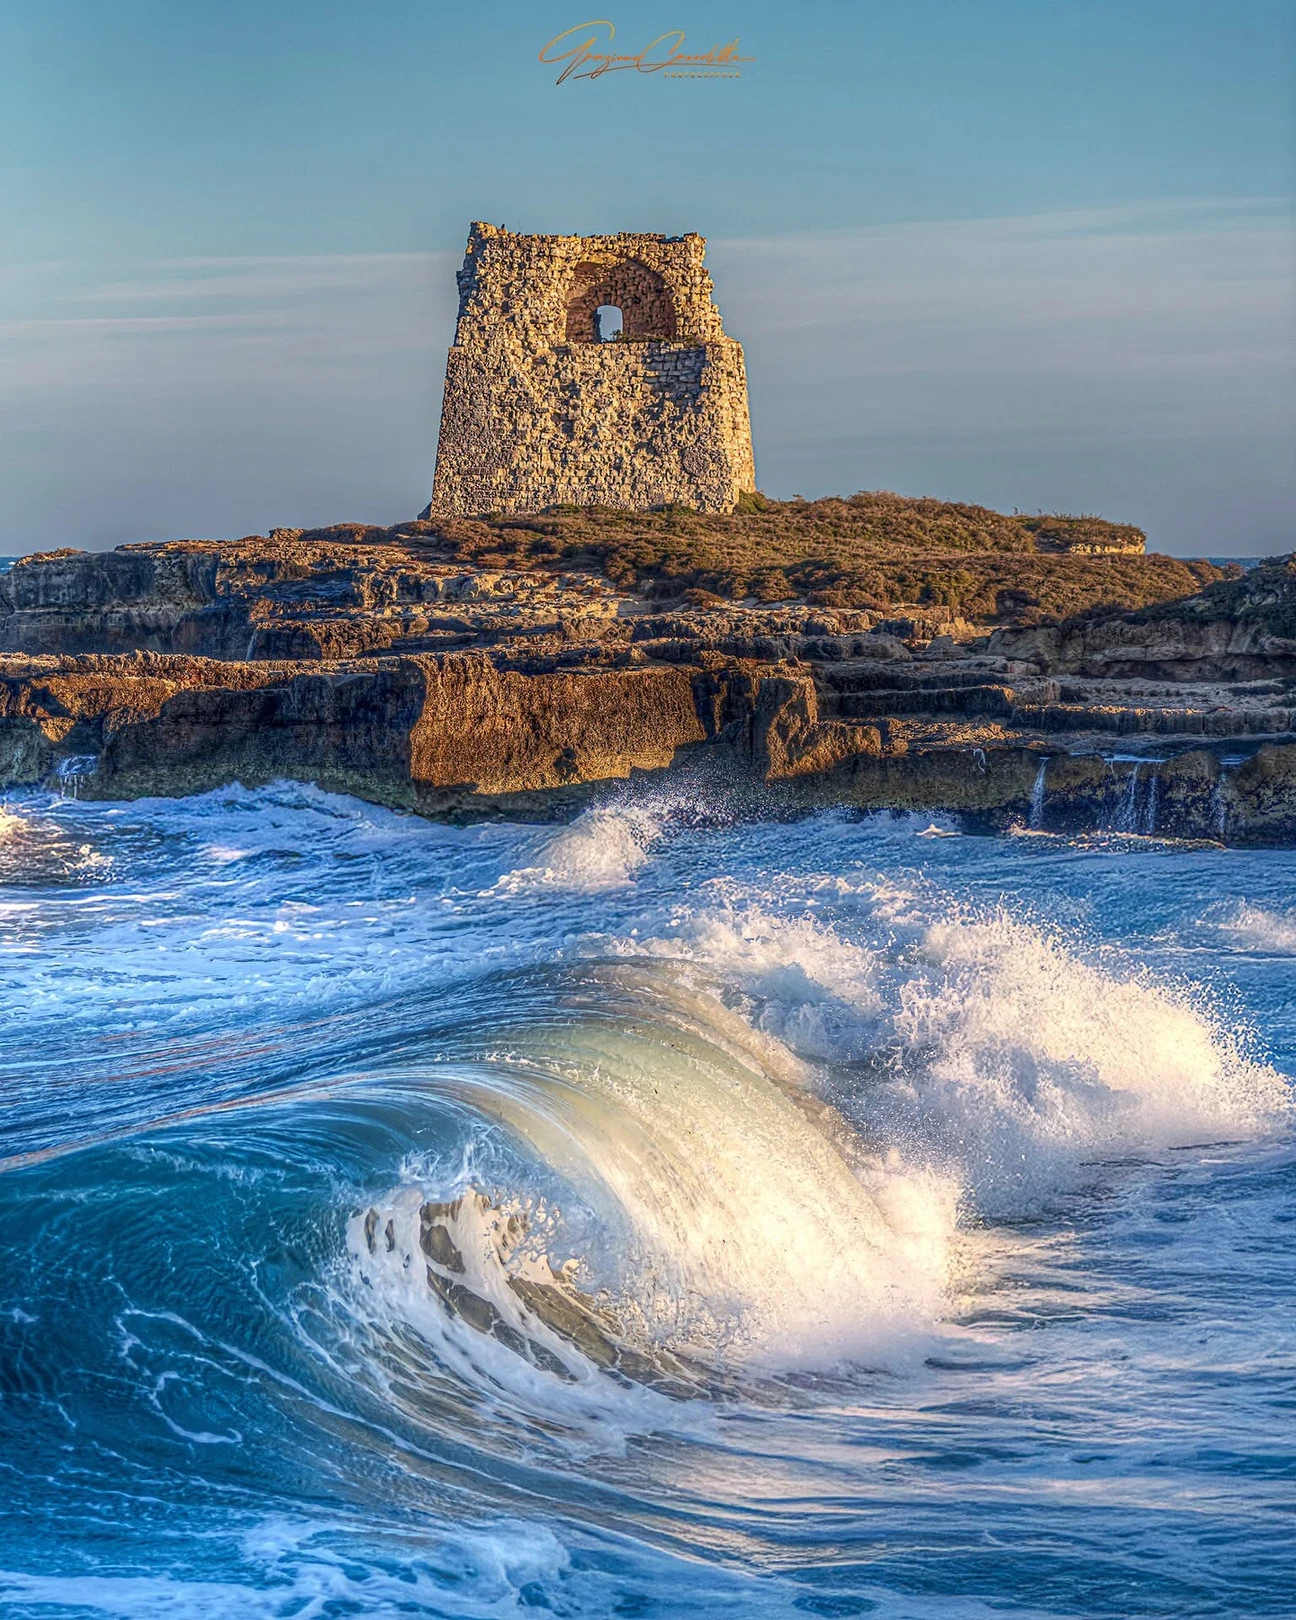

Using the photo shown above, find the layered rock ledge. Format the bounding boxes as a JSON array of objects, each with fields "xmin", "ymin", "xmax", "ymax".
[{"xmin": 2, "ymin": 522, "xmax": 1293, "ymax": 842}]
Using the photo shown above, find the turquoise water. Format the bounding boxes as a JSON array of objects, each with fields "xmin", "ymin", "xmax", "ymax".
[{"xmin": 0, "ymin": 783, "xmax": 1292, "ymax": 1618}]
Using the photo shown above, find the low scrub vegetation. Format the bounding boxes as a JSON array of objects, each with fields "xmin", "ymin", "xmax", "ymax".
[{"xmin": 302, "ymin": 493, "xmax": 1226, "ymax": 625}]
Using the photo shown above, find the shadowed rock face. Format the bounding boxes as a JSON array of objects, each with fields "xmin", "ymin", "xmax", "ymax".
[
  {"xmin": 0, "ymin": 653, "xmax": 711, "ymax": 818},
  {"xmin": 990, "ymin": 557, "xmax": 1296, "ymax": 681},
  {"xmin": 3, "ymin": 535, "xmax": 1295, "ymax": 842}
]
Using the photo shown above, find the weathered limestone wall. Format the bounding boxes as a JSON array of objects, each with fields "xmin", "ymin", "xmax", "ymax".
[
  {"xmin": 0, "ymin": 651, "xmax": 710, "ymax": 816},
  {"xmin": 428, "ymin": 223, "xmax": 756, "ymax": 517},
  {"xmin": 9, "ymin": 649, "xmax": 1296, "ymax": 842}
]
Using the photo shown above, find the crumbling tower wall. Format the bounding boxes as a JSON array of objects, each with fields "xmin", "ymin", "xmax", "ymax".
[{"xmin": 427, "ymin": 224, "xmax": 756, "ymax": 517}]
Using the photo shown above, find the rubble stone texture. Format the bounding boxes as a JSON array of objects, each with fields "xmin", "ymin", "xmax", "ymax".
[{"xmin": 428, "ymin": 224, "xmax": 757, "ymax": 517}]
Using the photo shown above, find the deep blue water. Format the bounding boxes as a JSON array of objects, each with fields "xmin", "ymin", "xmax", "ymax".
[{"xmin": 0, "ymin": 783, "xmax": 1292, "ymax": 1618}]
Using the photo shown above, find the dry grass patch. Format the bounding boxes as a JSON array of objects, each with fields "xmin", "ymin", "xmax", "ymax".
[{"xmin": 302, "ymin": 493, "xmax": 1227, "ymax": 625}]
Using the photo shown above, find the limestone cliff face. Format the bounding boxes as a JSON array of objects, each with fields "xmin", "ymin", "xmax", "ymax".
[
  {"xmin": 4, "ymin": 537, "xmax": 1296, "ymax": 843},
  {"xmin": 0, "ymin": 547, "xmax": 225, "ymax": 655},
  {"xmin": 0, "ymin": 653, "xmax": 710, "ymax": 817},
  {"xmin": 407, "ymin": 657, "xmax": 705, "ymax": 798}
]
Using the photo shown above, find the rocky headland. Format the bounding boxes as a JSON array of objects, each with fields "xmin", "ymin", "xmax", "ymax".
[{"xmin": 3, "ymin": 495, "xmax": 1293, "ymax": 842}]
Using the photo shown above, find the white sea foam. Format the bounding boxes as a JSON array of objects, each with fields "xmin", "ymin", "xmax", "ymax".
[
  {"xmin": 595, "ymin": 881, "xmax": 1290, "ymax": 1219},
  {"xmin": 0, "ymin": 1518, "xmax": 576, "ymax": 1619},
  {"xmin": 1214, "ymin": 899, "xmax": 1296, "ymax": 953},
  {"xmin": 485, "ymin": 805, "xmax": 661, "ymax": 893},
  {"xmin": 877, "ymin": 909, "xmax": 1289, "ymax": 1208},
  {"xmin": 334, "ymin": 822, "xmax": 1292, "ymax": 1394},
  {"xmin": 633, "ymin": 902, "xmax": 886, "ymax": 1062},
  {"xmin": 345, "ymin": 979, "xmax": 960, "ymax": 1398},
  {"xmin": 4, "ymin": 786, "xmax": 1290, "ymax": 1394}
]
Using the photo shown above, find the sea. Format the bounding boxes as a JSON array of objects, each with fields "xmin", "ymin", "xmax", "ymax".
[{"xmin": 0, "ymin": 779, "xmax": 1292, "ymax": 1618}]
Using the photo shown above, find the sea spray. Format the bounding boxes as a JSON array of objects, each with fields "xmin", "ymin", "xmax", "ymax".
[
  {"xmin": 346, "ymin": 963, "xmax": 957, "ymax": 1391},
  {"xmin": 485, "ymin": 805, "xmax": 663, "ymax": 893},
  {"xmin": 1, "ymin": 785, "xmax": 1293, "ymax": 1617},
  {"xmin": 604, "ymin": 873, "xmax": 1288, "ymax": 1215},
  {"xmin": 878, "ymin": 909, "xmax": 1287, "ymax": 1206},
  {"xmin": 1213, "ymin": 899, "xmax": 1296, "ymax": 953}
]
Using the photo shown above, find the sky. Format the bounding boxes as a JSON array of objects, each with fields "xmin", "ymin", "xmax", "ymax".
[{"xmin": 1, "ymin": 0, "xmax": 1292, "ymax": 555}]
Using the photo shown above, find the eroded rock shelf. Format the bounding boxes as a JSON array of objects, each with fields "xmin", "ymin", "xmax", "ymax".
[{"xmin": 3, "ymin": 528, "xmax": 1294, "ymax": 842}]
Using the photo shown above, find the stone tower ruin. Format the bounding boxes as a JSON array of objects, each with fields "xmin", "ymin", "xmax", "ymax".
[{"xmin": 427, "ymin": 224, "xmax": 756, "ymax": 518}]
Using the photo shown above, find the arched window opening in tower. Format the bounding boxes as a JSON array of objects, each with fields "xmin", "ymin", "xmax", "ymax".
[{"xmin": 565, "ymin": 260, "xmax": 678, "ymax": 343}]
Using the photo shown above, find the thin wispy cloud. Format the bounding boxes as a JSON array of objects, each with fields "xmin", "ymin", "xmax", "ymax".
[
  {"xmin": 48, "ymin": 252, "xmax": 452, "ymax": 307},
  {"xmin": 4, "ymin": 314, "xmax": 270, "ymax": 333},
  {"xmin": 711, "ymin": 200, "xmax": 1291, "ymax": 394},
  {"xmin": 0, "ymin": 205, "xmax": 1290, "ymax": 552}
]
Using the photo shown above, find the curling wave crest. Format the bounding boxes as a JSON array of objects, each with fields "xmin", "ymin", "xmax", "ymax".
[{"xmin": 0, "ymin": 783, "xmax": 1292, "ymax": 1616}]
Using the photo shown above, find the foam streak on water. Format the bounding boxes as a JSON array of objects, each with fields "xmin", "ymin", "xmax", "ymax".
[{"xmin": 0, "ymin": 783, "xmax": 1292, "ymax": 1618}]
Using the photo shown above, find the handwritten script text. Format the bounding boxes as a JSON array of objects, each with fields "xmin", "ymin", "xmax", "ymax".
[{"xmin": 539, "ymin": 21, "xmax": 753, "ymax": 84}]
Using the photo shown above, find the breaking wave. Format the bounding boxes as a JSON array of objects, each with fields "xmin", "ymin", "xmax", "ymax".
[{"xmin": 0, "ymin": 784, "xmax": 1291, "ymax": 1615}]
